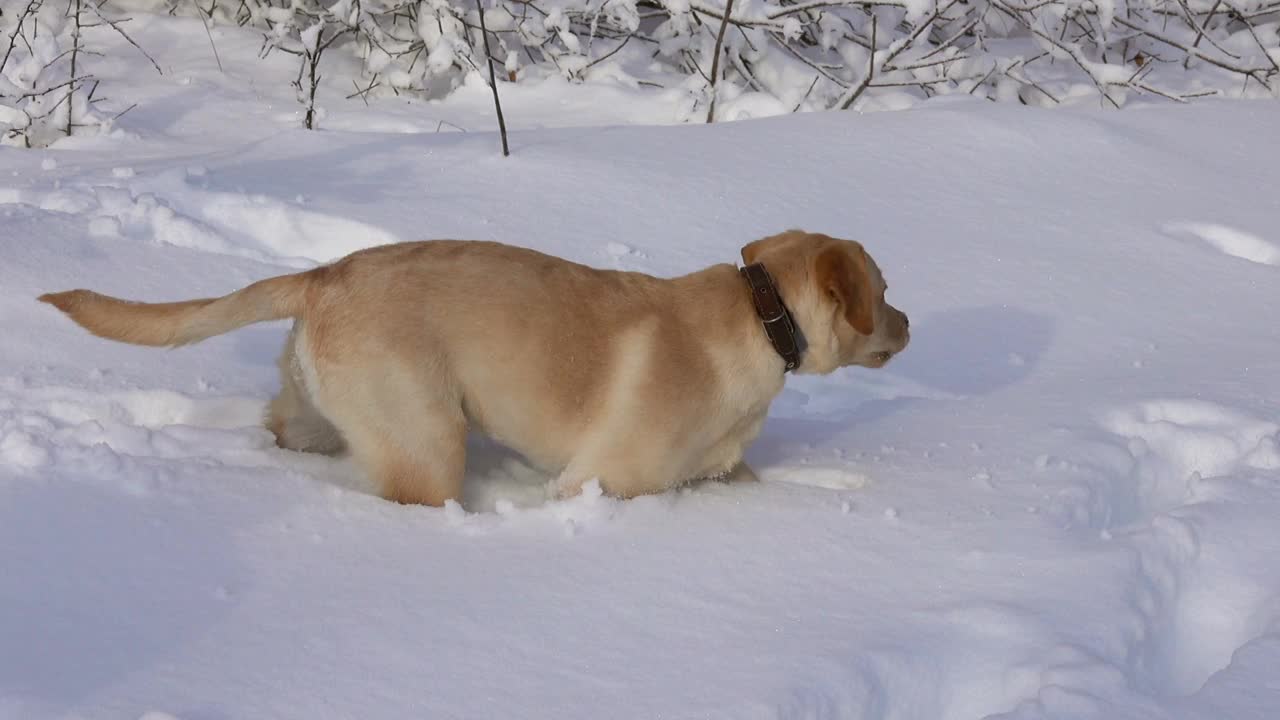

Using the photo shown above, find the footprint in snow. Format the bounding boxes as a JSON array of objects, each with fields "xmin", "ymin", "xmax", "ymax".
[{"xmin": 1100, "ymin": 398, "xmax": 1279, "ymax": 517}]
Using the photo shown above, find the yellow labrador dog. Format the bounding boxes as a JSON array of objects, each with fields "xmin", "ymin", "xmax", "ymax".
[{"xmin": 39, "ymin": 230, "xmax": 909, "ymax": 506}]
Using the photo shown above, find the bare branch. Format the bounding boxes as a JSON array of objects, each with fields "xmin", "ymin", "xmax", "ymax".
[
  {"xmin": 3, "ymin": 0, "xmax": 45, "ymax": 73},
  {"xmin": 992, "ymin": 1, "xmax": 1121, "ymax": 107},
  {"xmin": 1231, "ymin": 8, "xmax": 1280, "ymax": 75},
  {"xmin": 476, "ymin": 0, "xmax": 511, "ymax": 155},
  {"xmin": 838, "ymin": 0, "xmax": 960, "ymax": 110},
  {"xmin": 706, "ymin": 0, "xmax": 736, "ymax": 122},
  {"xmin": 87, "ymin": 2, "xmax": 163, "ymax": 74},
  {"xmin": 1003, "ymin": 64, "xmax": 1060, "ymax": 103},
  {"xmin": 585, "ymin": 32, "xmax": 631, "ymax": 69},
  {"xmin": 1179, "ymin": 0, "xmax": 1233, "ymax": 67},
  {"xmin": 1114, "ymin": 15, "xmax": 1273, "ymax": 80},
  {"xmin": 769, "ymin": 31, "xmax": 850, "ymax": 88},
  {"xmin": 792, "ymin": 74, "xmax": 820, "ymax": 111},
  {"xmin": 14, "ymin": 75, "xmax": 92, "ymax": 99},
  {"xmin": 68, "ymin": 0, "xmax": 83, "ymax": 136},
  {"xmin": 199, "ymin": 11, "xmax": 225, "ymax": 72},
  {"xmin": 918, "ymin": 15, "xmax": 981, "ymax": 61},
  {"xmin": 835, "ymin": 13, "xmax": 877, "ymax": 109}
]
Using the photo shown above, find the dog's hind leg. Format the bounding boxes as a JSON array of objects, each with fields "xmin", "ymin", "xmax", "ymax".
[
  {"xmin": 302, "ymin": 345, "xmax": 467, "ymax": 506},
  {"xmin": 337, "ymin": 402, "xmax": 466, "ymax": 506},
  {"xmin": 266, "ymin": 326, "xmax": 346, "ymax": 455}
]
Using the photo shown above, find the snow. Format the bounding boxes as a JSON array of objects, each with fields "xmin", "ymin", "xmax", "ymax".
[
  {"xmin": 1165, "ymin": 222, "xmax": 1280, "ymax": 267},
  {"xmin": 3, "ymin": 12, "xmax": 1280, "ymax": 720}
]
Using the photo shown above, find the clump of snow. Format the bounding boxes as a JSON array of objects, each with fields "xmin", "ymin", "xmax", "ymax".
[
  {"xmin": 604, "ymin": 241, "xmax": 632, "ymax": 256},
  {"xmin": 87, "ymin": 216, "xmax": 122, "ymax": 237},
  {"xmin": 1, "ymin": 430, "xmax": 49, "ymax": 468},
  {"xmin": 1165, "ymin": 222, "xmax": 1280, "ymax": 267}
]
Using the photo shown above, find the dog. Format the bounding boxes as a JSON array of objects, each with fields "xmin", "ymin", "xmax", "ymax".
[{"xmin": 38, "ymin": 230, "xmax": 909, "ymax": 505}]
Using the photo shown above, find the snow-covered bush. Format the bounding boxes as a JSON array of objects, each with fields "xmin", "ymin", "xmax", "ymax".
[
  {"xmin": 0, "ymin": 0, "xmax": 101, "ymax": 147},
  {"xmin": 1, "ymin": 0, "xmax": 161, "ymax": 147},
  {"xmin": 187, "ymin": 0, "xmax": 1279, "ymax": 122},
  {"xmin": 22, "ymin": 0, "xmax": 1280, "ymax": 133}
]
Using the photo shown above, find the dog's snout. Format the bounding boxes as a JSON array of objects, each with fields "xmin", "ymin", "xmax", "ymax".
[
  {"xmin": 891, "ymin": 307, "xmax": 911, "ymax": 356},
  {"xmin": 888, "ymin": 306, "xmax": 909, "ymax": 340}
]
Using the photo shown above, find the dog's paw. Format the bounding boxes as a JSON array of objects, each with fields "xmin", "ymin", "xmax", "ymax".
[{"xmin": 548, "ymin": 472, "xmax": 591, "ymax": 500}]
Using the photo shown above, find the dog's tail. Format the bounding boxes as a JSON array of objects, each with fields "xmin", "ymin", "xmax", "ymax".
[{"xmin": 38, "ymin": 269, "xmax": 319, "ymax": 348}]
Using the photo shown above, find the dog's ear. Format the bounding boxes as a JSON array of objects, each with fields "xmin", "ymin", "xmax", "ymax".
[
  {"xmin": 740, "ymin": 238, "xmax": 768, "ymax": 266},
  {"xmin": 741, "ymin": 229, "xmax": 807, "ymax": 266},
  {"xmin": 815, "ymin": 244, "xmax": 875, "ymax": 335}
]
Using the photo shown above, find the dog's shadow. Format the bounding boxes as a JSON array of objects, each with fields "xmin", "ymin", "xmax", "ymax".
[
  {"xmin": 748, "ymin": 305, "xmax": 1056, "ymax": 467},
  {"xmin": 459, "ymin": 436, "xmax": 557, "ymax": 511},
  {"xmin": 885, "ymin": 305, "xmax": 1056, "ymax": 397}
]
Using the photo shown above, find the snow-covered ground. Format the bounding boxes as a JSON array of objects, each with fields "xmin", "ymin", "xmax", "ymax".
[{"xmin": 3, "ymin": 14, "xmax": 1280, "ymax": 720}]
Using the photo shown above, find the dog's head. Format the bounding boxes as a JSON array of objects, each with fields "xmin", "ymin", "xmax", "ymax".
[{"xmin": 741, "ymin": 230, "xmax": 909, "ymax": 374}]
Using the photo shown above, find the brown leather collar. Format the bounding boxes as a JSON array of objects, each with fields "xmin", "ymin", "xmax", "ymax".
[{"xmin": 741, "ymin": 263, "xmax": 803, "ymax": 372}]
